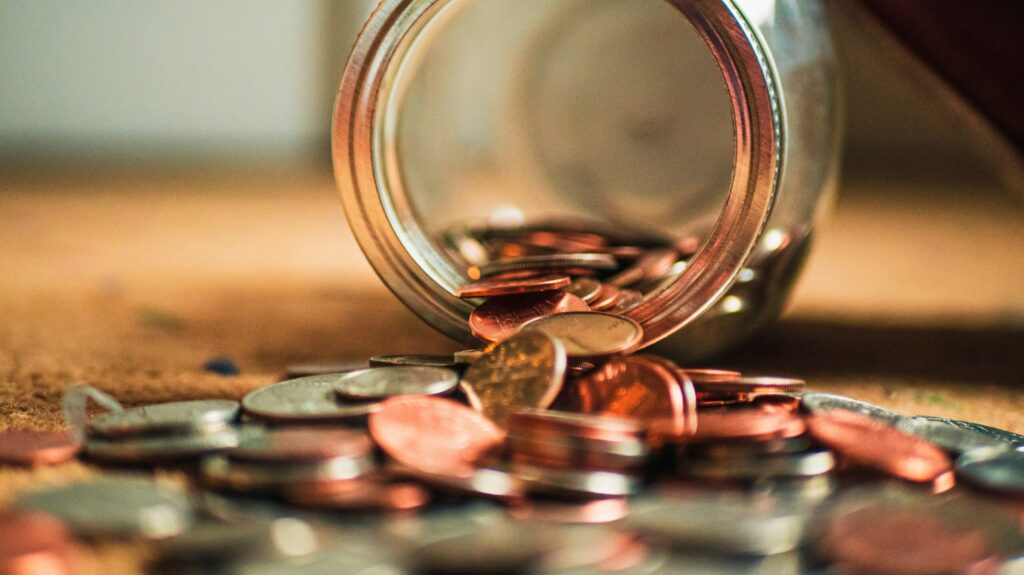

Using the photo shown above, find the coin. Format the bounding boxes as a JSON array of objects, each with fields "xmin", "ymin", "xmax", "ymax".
[
  {"xmin": 390, "ymin": 464, "xmax": 524, "ymax": 500},
  {"xmin": 679, "ymin": 369, "xmax": 743, "ymax": 385},
  {"xmin": 229, "ymin": 427, "xmax": 372, "ymax": 463},
  {"xmin": 85, "ymin": 427, "xmax": 243, "ymax": 462},
  {"xmin": 679, "ymin": 449, "xmax": 835, "ymax": 481},
  {"xmin": 0, "ymin": 510, "xmax": 74, "ymax": 575},
  {"xmin": 156, "ymin": 517, "xmax": 318, "ymax": 567},
  {"xmin": 507, "ymin": 432, "xmax": 648, "ymax": 471},
  {"xmin": 460, "ymin": 331, "xmax": 567, "ymax": 426},
  {"xmin": 507, "ymin": 498, "xmax": 628, "ymax": 524},
  {"xmin": 799, "ymin": 392, "xmax": 903, "ymax": 425},
  {"xmin": 369, "ymin": 396, "xmax": 506, "ymax": 477},
  {"xmin": 468, "ymin": 253, "xmax": 617, "ymax": 280},
  {"xmin": 563, "ymin": 277, "xmax": 602, "ymax": 303},
  {"xmin": 0, "ymin": 430, "xmax": 80, "ymax": 467},
  {"xmin": 686, "ymin": 410, "xmax": 806, "ymax": 443},
  {"xmin": 512, "ymin": 462, "xmax": 641, "ymax": 498},
  {"xmin": 911, "ymin": 416, "xmax": 1024, "ymax": 448},
  {"xmin": 692, "ymin": 376, "xmax": 805, "ymax": 396},
  {"xmin": 897, "ymin": 416, "xmax": 1011, "ymax": 454},
  {"xmin": 610, "ymin": 289, "xmax": 644, "ymax": 314},
  {"xmin": 589, "ymin": 283, "xmax": 621, "ymax": 311},
  {"xmin": 453, "ymin": 348, "xmax": 487, "ymax": 364},
  {"xmin": 468, "ymin": 291, "xmax": 589, "ymax": 343},
  {"xmin": 201, "ymin": 454, "xmax": 374, "ymax": 492},
  {"xmin": 283, "ymin": 361, "xmax": 367, "ymax": 380},
  {"xmin": 88, "ymin": 399, "xmax": 240, "ymax": 438},
  {"xmin": 606, "ymin": 248, "xmax": 677, "ymax": 287},
  {"xmin": 368, "ymin": 355, "xmax": 460, "ymax": 369},
  {"xmin": 456, "ymin": 275, "xmax": 572, "ymax": 298},
  {"xmin": 332, "ymin": 366, "xmax": 459, "ymax": 400},
  {"xmin": 507, "ymin": 409, "xmax": 644, "ymax": 442},
  {"xmin": 520, "ymin": 312, "xmax": 644, "ymax": 358},
  {"xmin": 241, "ymin": 375, "xmax": 381, "ymax": 423},
  {"xmin": 807, "ymin": 410, "xmax": 953, "ymax": 486},
  {"xmin": 14, "ymin": 477, "xmax": 194, "ymax": 539},
  {"xmin": 284, "ymin": 480, "xmax": 430, "ymax": 512},
  {"xmin": 560, "ymin": 357, "xmax": 685, "ymax": 440},
  {"xmin": 956, "ymin": 448, "xmax": 1024, "ymax": 496}
]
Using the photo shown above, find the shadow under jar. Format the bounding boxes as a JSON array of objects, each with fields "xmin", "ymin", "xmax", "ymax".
[{"xmin": 333, "ymin": 0, "xmax": 840, "ymax": 362}]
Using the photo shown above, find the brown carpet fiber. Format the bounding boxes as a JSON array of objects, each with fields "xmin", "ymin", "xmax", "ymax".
[{"xmin": 1, "ymin": 169, "xmax": 1022, "ymax": 573}]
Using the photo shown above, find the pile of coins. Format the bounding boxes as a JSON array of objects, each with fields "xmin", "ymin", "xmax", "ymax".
[{"xmin": 1, "ymin": 223, "xmax": 1023, "ymax": 573}]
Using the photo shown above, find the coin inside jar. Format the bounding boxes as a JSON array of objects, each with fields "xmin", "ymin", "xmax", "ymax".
[
  {"xmin": 456, "ymin": 275, "xmax": 572, "ymax": 298},
  {"xmin": 468, "ymin": 291, "xmax": 590, "ymax": 343},
  {"xmin": 333, "ymin": 366, "xmax": 459, "ymax": 400},
  {"xmin": 519, "ymin": 312, "xmax": 643, "ymax": 358},
  {"xmin": 562, "ymin": 277, "xmax": 602, "ymax": 303},
  {"xmin": 468, "ymin": 253, "xmax": 618, "ymax": 280}
]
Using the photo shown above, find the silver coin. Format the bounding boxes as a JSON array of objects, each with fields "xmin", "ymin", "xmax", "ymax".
[
  {"xmin": 242, "ymin": 375, "xmax": 381, "ymax": 423},
  {"xmin": 14, "ymin": 476, "xmax": 194, "ymax": 539},
  {"xmin": 201, "ymin": 454, "xmax": 374, "ymax": 493},
  {"xmin": 519, "ymin": 312, "xmax": 644, "ymax": 357},
  {"xmin": 369, "ymin": 355, "xmax": 461, "ymax": 370},
  {"xmin": 956, "ymin": 447, "xmax": 1024, "ymax": 495},
  {"xmin": 158, "ymin": 517, "xmax": 319, "ymax": 566},
  {"xmin": 333, "ymin": 366, "xmax": 459, "ymax": 400},
  {"xmin": 390, "ymin": 464, "xmax": 524, "ymax": 500},
  {"xmin": 86, "ymin": 427, "xmax": 246, "ymax": 462},
  {"xmin": 88, "ymin": 399, "xmax": 240, "ymax": 438},
  {"xmin": 472, "ymin": 253, "xmax": 618, "ymax": 279},
  {"xmin": 628, "ymin": 494, "xmax": 808, "ymax": 555},
  {"xmin": 512, "ymin": 462, "xmax": 640, "ymax": 498},
  {"xmin": 799, "ymin": 393, "xmax": 903, "ymax": 425},
  {"xmin": 912, "ymin": 416, "xmax": 1024, "ymax": 447},
  {"xmin": 283, "ymin": 361, "xmax": 367, "ymax": 380},
  {"xmin": 678, "ymin": 449, "xmax": 835, "ymax": 481},
  {"xmin": 897, "ymin": 416, "xmax": 1012, "ymax": 454}
]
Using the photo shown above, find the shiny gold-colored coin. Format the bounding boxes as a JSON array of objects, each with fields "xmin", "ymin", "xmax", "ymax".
[
  {"xmin": 460, "ymin": 331, "xmax": 567, "ymax": 426},
  {"xmin": 519, "ymin": 311, "xmax": 643, "ymax": 358}
]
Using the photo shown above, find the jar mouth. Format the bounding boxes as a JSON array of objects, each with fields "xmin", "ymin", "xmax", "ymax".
[{"xmin": 334, "ymin": 0, "xmax": 782, "ymax": 348}]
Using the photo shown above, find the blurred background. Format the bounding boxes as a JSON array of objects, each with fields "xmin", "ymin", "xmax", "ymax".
[{"xmin": 0, "ymin": 0, "xmax": 1021, "ymax": 380}]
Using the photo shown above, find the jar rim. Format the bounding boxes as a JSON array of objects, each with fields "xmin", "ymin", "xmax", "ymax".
[{"xmin": 333, "ymin": 0, "xmax": 783, "ymax": 348}]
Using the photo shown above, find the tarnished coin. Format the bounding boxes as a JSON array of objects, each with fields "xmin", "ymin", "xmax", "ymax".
[
  {"xmin": 679, "ymin": 449, "xmax": 835, "ymax": 481},
  {"xmin": 0, "ymin": 430, "xmax": 80, "ymax": 467},
  {"xmin": 369, "ymin": 355, "xmax": 460, "ymax": 370},
  {"xmin": 897, "ymin": 416, "xmax": 1011, "ymax": 454},
  {"xmin": 283, "ymin": 361, "xmax": 366, "ymax": 380},
  {"xmin": 628, "ymin": 493, "xmax": 808, "ymax": 555},
  {"xmin": 456, "ymin": 275, "xmax": 572, "ymax": 298},
  {"xmin": 284, "ymin": 480, "xmax": 430, "ymax": 512},
  {"xmin": 460, "ymin": 332, "xmax": 567, "ymax": 426},
  {"xmin": 88, "ymin": 399, "xmax": 240, "ymax": 438},
  {"xmin": 559, "ymin": 356, "xmax": 685, "ymax": 440},
  {"xmin": 369, "ymin": 396, "xmax": 506, "ymax": 477},
  {"xmin": 807, "ymin": 410, "xmax": 953, "ymax": 488},
  {"xmin": 519, "ymin": 311, "xmax": 643, "ymax": 358},
  {"xmin": 468, "ymin": 291, "xmax": 589, "ymax": 343},
  {"xmin": 468, "ymin": 253, "xmax": 618, "ymax": 280},
  {"xmin": 230, "ymin": 427, "xmax": 372, "ymax": 463},
  {"xmin": 563, "ymin": 277, "xmax": 602, "ymax": 303},
  {"xmin": 201, "ymin": 454, "xmax": 374, "ymax": 493},
  {"xmin": 956, "ymin": 448, "xmax": 1024, "ymax": 496},
  {"xmin": 241, "ymin": 375, "xmax": 380, "ymax": 423},
  {"xmin": 14, "ymin": 477, "xmax": 194, "ymax": 539},
  {"xmin": 799, "ymin": 392, "xmax": 903, "ymax": 425},
  {"xmin": 512, "ymin": 462, "xmax": 641, "ymax": 498},
  {"xmin": 332, "ymin": 366, "xmax": 458, "ymax": 400},
  {"xmin": 0, "ymin": 510, "xmax": 75, "ymax": 575},
  {"xmin": 85, "ymin": 427, "xmax": 244, "ymax": 462}
]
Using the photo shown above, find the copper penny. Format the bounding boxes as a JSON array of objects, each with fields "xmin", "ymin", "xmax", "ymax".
[
  {"xmin": 456, "ymin": 275, "xmax": 572, "ymax": 298},
  {"xmin": 560, "ymin": 356, "xmax": 685, "ymax": 440},
  {"xmin": 468, "ymin": 253, "xmax": 617, "ymax": 281},
  {"xmin": 693, "ymin": 376, "xmax": 805, "ymax": 396},
  {"xmin": 0, "ymin": 431, "xmax": 80, "ymax": 467},
  {"xmin": 460, "ymin": 331, "xmax": 567, "ymax": 426},
  {"xmin": 679, "ymin": 369, "xmax": 743, "ymax": 385},
  {"xmin": 687, "ymin": 410, "xmax": 806, "ymax": 443},
  {"xmin": 468, "ymin": 291, "xmax": 589, "ymax": 343},
  {"xmin": 807, "ymin": 410, "xmax": 952, "ymax": 484},
  {"xmin": 284, "ymin": 480, "xmax": 429, "ymax": 512},
  {"xmin": 590, "ymin": 283, "xmax": 621, "ymax": 311},
  {"xmin": 369, "ymin": 396, "xmax": 505, "ymax": 478},
  {"xmin": 644, "ymin": 356, "xmax": 698, "ymax": 438},
  {"xmin": 0, "ymin": 511, "xmax": 75, "ymax": 575},
  {"xmin": 563, "ymin": 277, "xmax": 603, "ymax": 303},
  {"xmin": 523, "ymin": 230, "xmax": 607, "ymax": 252},
  {"xmin": 507, "ymin": 409, "xmax": 643, "ymax": 443},
  {"xmin": 229, "ymin": 427, "xmax": 372, "ymax": 463}
]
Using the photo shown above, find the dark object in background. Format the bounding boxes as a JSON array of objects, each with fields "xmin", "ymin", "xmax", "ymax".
[
  {"xmin": 203, "ymin": 357, "xmax": 240, "ymax": 376},
  {"xmin": 858, "ymin": 0, "xmax": 1024, "ymax": 151}
]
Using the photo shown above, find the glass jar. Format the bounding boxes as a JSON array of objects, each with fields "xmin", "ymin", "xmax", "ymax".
[{"xmin": 333, "ymin": 0, "xmax": 840, "ymax": 362}]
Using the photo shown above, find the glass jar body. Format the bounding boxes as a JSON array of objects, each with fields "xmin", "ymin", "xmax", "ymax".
[{"xmin": 334, "ymin": 0, "xmax": 840, "ymax": 361}]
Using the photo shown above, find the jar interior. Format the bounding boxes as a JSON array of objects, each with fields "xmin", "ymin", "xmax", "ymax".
[{"xmin": 377, "ymin": 0, "xmax": 735, "ymax": 291}]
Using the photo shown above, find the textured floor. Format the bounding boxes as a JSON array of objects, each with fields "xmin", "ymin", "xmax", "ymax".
[{"xmin": 1, "ymin": 168, "xmax": 1022, "ymax": 573}]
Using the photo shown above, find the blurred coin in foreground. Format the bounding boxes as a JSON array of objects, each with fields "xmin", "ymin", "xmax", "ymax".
[
  {"xmin": 242, "ymin": 375, "xmax": 380, "ymax": 423},
  {"xmin": 0, "ymin": 430, "xmax": 80, "ymax": 467}
]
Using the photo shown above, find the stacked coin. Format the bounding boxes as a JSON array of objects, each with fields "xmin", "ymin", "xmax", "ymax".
[{"xmin": 84, "ymin": 399, "xmax": 243, "ymax": 463}]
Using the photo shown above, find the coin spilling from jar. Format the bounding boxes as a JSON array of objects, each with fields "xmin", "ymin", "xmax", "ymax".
[{"xmin": 3, "ymin": 222, "xmax": 1024, "ymax": 574}]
